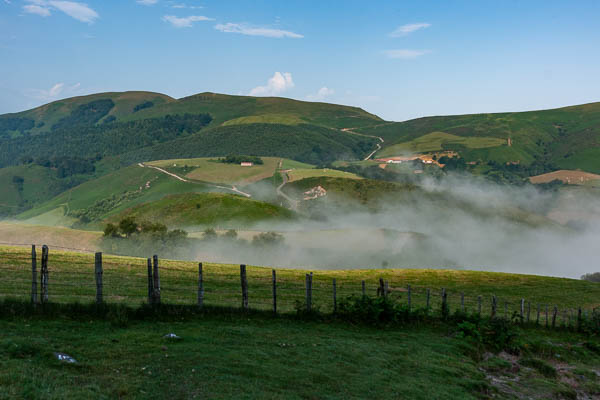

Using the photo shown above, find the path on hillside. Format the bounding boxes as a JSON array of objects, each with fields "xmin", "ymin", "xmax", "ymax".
[
  {"xmin": 276, "ymin": 171, "xmax": 299, "ymax": 211},
  {"xmin": 139, "ymin": 163, "xmax": 252, "ymax": 198},
  {"xmin": 340, "ymin": 128, "xmax": 385, "ymax": 160}
]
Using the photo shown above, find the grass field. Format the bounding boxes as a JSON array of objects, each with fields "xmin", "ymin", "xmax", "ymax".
[
  {"xmin": 112, "ymin": 192, "xmax": 295, "ymax": 228},
  {"xmin": 147, "ymin": 157, "xmax": 280, "ymax": 186},
  {"xmin": 280, "ymin": 159, "xmax": 315, "ymax": 170},
  {"xmin": 1, "ymin": 245, "xmax": 598, "ymax": 314},
  {"xmin": 287, "ymin": 168, "xmax": 362, "ymax": 182},
  {"xmin": 377, "ymin": 132, "xmax": 506, "ymax": 157},
  {"xmin": 221, "ymin": 113, "xmax": 304, "ymax": 126}
]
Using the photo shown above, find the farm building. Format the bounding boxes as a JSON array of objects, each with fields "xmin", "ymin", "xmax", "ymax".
[
  {"xmin": 240, "ymin": 162, "xmax": 253, "ymax": 167},
  {"xmin": 303, "ymin": 186, "xmax": 327, "ymax": 200}
]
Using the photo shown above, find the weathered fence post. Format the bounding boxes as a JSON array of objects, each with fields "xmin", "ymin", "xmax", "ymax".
[
  {"xmin": 94, "ymin": 252, "xmax": 103, "ymax": 304},
  {"xmin": 477, "ymin": 296, "xmax": 482, "ymax": 316},
  {"xmin": 197, "ymin": 262, "xmax": 203, "ymax": 308},
  {"xmin": 31, "ymin": 245, "xmax": 37, "ymax": 304},
  {"xmin": 441, "ymin": 288, "xmax": 448, "ymax": 318},
  {"xmin": 332, "ymin": 278, "xmax": 337, "ymax": 313},
  {"xmin": 305, "ymin": 273, "xmax": 312, "ymax": 312},
  {"xmin": 152, "ymin": 255, "xmax": 161, "ymax": 305},
  {"xmin": 272, "ymin": 269, "xmax": 277, "ymax": 314},
  {"xmin": 577, "ymin": 307, "xmax": 582, "ymax": 332},
  {"xmin": 545, "ymin": 305, "xmax": 549, "ymax": 328},
  {"xmin": 40, "ymin": 245, "xmax": 49, "ymax": 303},
  {"xmin": 520, "ymin": 299, "xmax": 524, "ymax": 322},
  {"xmin": 361, "ymin": 280, "xmax": 366, "ymax": 297},
  {"xmin": 460, "ymin": 292, "xmax": 465, "ymax": 313},
  {"xmin": 407, "ymin": 285, "xmax": 412, "ymax": 311},
  {"xmin": 426, "ymin": 289, "xmax": 431, "ymax": 311},
  {"xmin": 552, "ymin": 306, "xmax": 558, "ymax": 328},
  {"xmin": 147, "ymin": 258, "xmax": 154, "ymax": 304},
  {"xmin": 491, "ymin": 296, "xmax": 497, "ymax": 318},
  {"xmin": 240, "ymin": 264, "xmax": 248, "ymax": 310}
]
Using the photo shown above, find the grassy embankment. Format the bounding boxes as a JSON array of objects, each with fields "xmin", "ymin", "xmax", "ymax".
[{"xmin": 1, "ymin": 245, "xmax": 600, "ymax": 399}]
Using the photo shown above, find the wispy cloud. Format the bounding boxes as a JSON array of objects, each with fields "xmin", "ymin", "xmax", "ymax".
[
  {"xmin": 306, "ymin": 87, "xmax": 334, "ymax": 101},
  {"xmin": 23, "ymin": 0, "xmax": 98, "ymax": 23},
  {"xmin": 215, "ymin": 23, "xmax": 303, "ymax": 39},
  {"xmin": 26, "ymin": 82, "xmax": 83, "ymax": 101},
  {"xmin": 249, "ymin": 72, "xmax": 294, "ymax": 96},
  {"xmin": 170, "ymin": 2, "xmax": 202, "ymax": 9},
  {"xmin": 389, "ymin": 22, "xmax": 431, "ymax": 37},
  {"xmin": 137, "ymin": 0, "xmax": 158, "ymax": 5},
  {"xmin": 383, "ymin": 49, "xmax": 430, "ymax": 59},
  {"xmin": 162, "ymin": 14, "xmax": 213, "ymax": 28},
  {"xmin": 23, "ymin": 4, "xmax": 51, "ymax": 16}
]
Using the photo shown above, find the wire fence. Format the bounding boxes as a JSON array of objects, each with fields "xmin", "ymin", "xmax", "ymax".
[{"xmin": 0, "ymin": 243, "xmax": 598, "ymax": 329}]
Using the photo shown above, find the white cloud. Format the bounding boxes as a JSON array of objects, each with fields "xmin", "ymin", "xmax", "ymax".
[
  {"xmin": 249, "ymin": 72, "xmax": 294, "ymax": 96},
  {"xmin": 389, "ymin": 22, "xmax": 431, "ymax": 37},
  {"xmin": 162, "ymin": 15, "xmax": 213, "ymax": 28},
  {"xmin": 23, "ymin": 4, "xmax": 51, "ymax": 16},
  {"xmin": 215, "ymin": 23, "xmax": 303, "ymax": 38},
  {"xmin": 137, "ymin": 0, "xmax": 158, "ymax": 4},
  {"xmin": 383, "ymin": 49, "xmax": 430, "ymax": 59},
  {"xmin": 27, "ymin": 82, "xmax": 64, "ymax": 100},
  {"xmin": 306, "ymin": 87, "xmax": 335, "ymax": 101},
  {"xmin": 24, "ymin": 0, "xmax": 98, "ymax": 23}
]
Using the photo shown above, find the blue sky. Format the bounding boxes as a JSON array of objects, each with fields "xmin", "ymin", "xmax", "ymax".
[{"xmin": 1, "ymin": 0, "xmax": 599, "ymax": 121}]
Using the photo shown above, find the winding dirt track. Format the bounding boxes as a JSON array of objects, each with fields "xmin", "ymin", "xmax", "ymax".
[
  {"xmin": 276, "ymin": 171, "xmax": 299, "ymax": 211},
  {"xmin": 138, "ymin": 163, "xmax": 252, "ymax": 198},
  {"xmin": 340, "ymin": 128, "xmax": 385, "ymax": 160}
]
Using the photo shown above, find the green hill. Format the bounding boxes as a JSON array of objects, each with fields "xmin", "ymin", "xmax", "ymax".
[
  {"xmin": 358, "ymin": 102, "xmax": 600, "ymax": 174},
  {"xmin": 112, "ymin": 192, "xmax": 295, "ymax": 228}
]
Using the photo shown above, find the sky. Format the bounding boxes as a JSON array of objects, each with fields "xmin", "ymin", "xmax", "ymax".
[{"xmin": 1, "ymin": 0, "xmax": 599, "ymax": 121}]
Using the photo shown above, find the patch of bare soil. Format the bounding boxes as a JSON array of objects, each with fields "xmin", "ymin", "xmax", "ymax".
[{"xmin": 530, "ymin": 170, "xmax": 600, "ymax": 185}]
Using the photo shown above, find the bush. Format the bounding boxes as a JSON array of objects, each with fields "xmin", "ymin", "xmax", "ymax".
[
  {"xmin": 252, "ymin": 232, "xmax": 284, "ymax": 247},
  {"xmin": 581, "ymin": 272, "xmax": 600, "ymax": 282},
  {"xmin": 337, "ymin": 295, "xmax": 410, "ymax": 325},
  {"xmin": 519, "ymin": 358, "xmax": 557, "ymax": 378}
]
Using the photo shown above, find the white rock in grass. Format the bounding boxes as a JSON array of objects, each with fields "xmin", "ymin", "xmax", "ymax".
[
  {"xmin": 54, "ymin": 352, "xmax": 77, "ymax": 363},
  {"xmin": 163, "ymin": 333, "xmax": 181, "ymax": 340}
]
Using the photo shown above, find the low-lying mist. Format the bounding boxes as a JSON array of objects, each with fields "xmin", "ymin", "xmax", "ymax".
[{"xmin": 178, "ymin": 173, "xmax": 600, "ymax": 279}]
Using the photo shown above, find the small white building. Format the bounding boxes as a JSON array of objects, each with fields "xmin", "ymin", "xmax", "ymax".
[{"xmin": 240, "ymin": 162, "xmax": 253, "ymax": 167}]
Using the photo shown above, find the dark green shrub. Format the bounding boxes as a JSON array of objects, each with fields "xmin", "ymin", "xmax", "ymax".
[{"xmin": 519, "ymin": 358, "xmax": 557, "ymax": 378}]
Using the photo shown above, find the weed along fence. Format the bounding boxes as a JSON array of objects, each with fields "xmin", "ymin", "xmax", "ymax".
[{"xmin": 0, "ymin": 244, "xmax": 598, "ymax": 329}]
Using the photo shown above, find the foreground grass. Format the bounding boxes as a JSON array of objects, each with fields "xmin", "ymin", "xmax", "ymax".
[
  {"xmin": 1, "ymin": 245, "xmax": 599, "ymax": 318},
  {"xmin": 1, "ymin": 308, "xmax": 599, "ymax": 399}
]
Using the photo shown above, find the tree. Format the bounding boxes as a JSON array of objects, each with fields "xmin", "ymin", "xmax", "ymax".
[
  {"xmin": 252, "ymin": 232, "xmax": 284, "ymax": 247},
  {"xmin": 118, "ymin": 217, "xmax": 138, "ymax": 237},
  {"xmin": 103, "ymin": 223, "xmax": 120, "ymax": 237},
  {"xmin": 203, "ymin": 228, "xmax": 217, "ymax": 240},
  {"xmin": 581, "ymin": 272, "xmax": 600, "ymax": 283}
]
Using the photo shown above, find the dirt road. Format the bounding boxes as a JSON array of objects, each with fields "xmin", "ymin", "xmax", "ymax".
[
  {"xmin": 340, "ymin": 128, "xmax": 385, "ymax": 160},
  {"xmin": 276, "ymin": 171, "xmax": 299, "ymax": 211}
]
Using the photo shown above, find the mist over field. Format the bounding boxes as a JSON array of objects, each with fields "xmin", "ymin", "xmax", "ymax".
[{"xmin": 170, "ymin": 174, "xmax": 600, "ymax": 279}]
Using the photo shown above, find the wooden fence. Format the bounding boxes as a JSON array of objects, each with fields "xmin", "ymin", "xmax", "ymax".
[{"xmin": 0, "ymin": 244, "xmax": 597, "ymax": 329}]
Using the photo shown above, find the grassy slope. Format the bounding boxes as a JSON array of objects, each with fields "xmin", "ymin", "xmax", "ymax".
[
  {"xmin": 287, "ymin": 168, "xmax": 363, "ymax": 182},
  {"xmin": 1, "ymin": 91, "xmax": 174, "ymax": 135},
  {"xmin": 0, "ymin": 164, "xmax": 66, "ymax": 215},
  {"xmin": 112, "ymin": 192, "xmax": 295, "ymax": 227},
  {"xmin": 17, "ymin": 165, "xmax": 211, "ymax": 223},
  {"xmin": 148, "ymin": 157, "xmax": 280, "ymax": 186},
  {"xmin": 125, "ymin": 92, "xmax": 383, "ymax": 128},
  {"xmin": 359, "ymin": 102, "xmax": 600, "ymax": 171}
]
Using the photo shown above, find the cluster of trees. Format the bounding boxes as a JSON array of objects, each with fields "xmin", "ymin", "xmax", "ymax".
[
  {"xmin": 51, "ymin": 99, "xmax": 115, "ymax": 131},
  {"xmin": 19, "ymin": 155, "xmax": 97, "ymax": 178},
  {"xmin": 0, "ymin": 117, "xmax": 35, "ymax": 135},
  {"xmin": 133, "ymin": 101, "xmax": 154, "ymax": 113},
  {"xmin": 117, "ymin": 123, "xmax": 378, "ymax": 166},
  {"xmin": 0, "ymin": 113, "xmax": 212, "ymax": 168},
  {"xmin": 219, "ymin": 155, "xmax": 264, "ymax": 165},
  {"xmin": 200, "ymin": 228, "xmax": 284, "ymax": 247},
  {"xmin": 581, "ymin": 272, "xmax": 600, "ymax": 283}
]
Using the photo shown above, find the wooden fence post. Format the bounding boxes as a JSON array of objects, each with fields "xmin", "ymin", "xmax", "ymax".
[
  {"xmin": 477, "ymin": 296, "xmax": 482, "ymax": 316},
  {"xmin": 240, "ymin": 264, "xmax": 248, "ymax": 310},
  {"xmin": 361, "ymin": 280, "xmax": 366, "ymax": 297},
  {"xmin": 305, "ymin": 274, "xmax": 312, "ymax": 312},
  {"xmin": 577, "ymin": 307, "xmax": 582, "ymax": 332},
  {"xmin": 552, "ymin": 306, "xmax": 557, "ymax": 328},
  {"xmin": 40, "ymin": 245, "xmax": 49, "ymax": 303},
  {"xmin": 31, "ymin": 245, "xmax": 37, "ymax": 304},
  {"xmin": 460, "ymin": 292, "xmax": 465, "ymax": 313},
  {"xmin": 426, "ymin": 289, "xmax": 431, "ymax": 311},
  {"xmin": 441, "ymin": 288, "xmax": 448, "ymax": 318},
  {"xmin": 491, "ymin": 296, "xmax": 497, "ymax": 318},
  {"xmin": 147, "ymin": 258, "xmax": 154, "ymax": 305},
  {"xmin": 197, "ymin": 262, "xmax": 203, "ymax": 308},
  {"xmin": 520, "ymin": 299, "xmax": 524, "ymax": 321},
  {"xmin": 545, "ymin": 305, "xmax": 549, "ymax": 328},
  {"xmin": 407, "ymin": 285, "xmax": 412, "ymax": 311},
  {"xmin": 272, "ymin": 269, "xmax": 277, "ymax": 314},
  {"xmin": 152, "ymin": 255, "xmax": 161, "ymax": 305},
  {"xmin": 332, "ymin": 278, "xmax": 337, "ymax": 313},
  {"xmin": 94, "ymin": 252, "xmax": 103, "ymax": 304}
]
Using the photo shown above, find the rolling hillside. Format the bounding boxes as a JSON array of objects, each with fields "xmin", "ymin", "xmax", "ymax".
[{"xmin": 358, "ymin": 102, "xmax": 600, "ymax": 173}]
